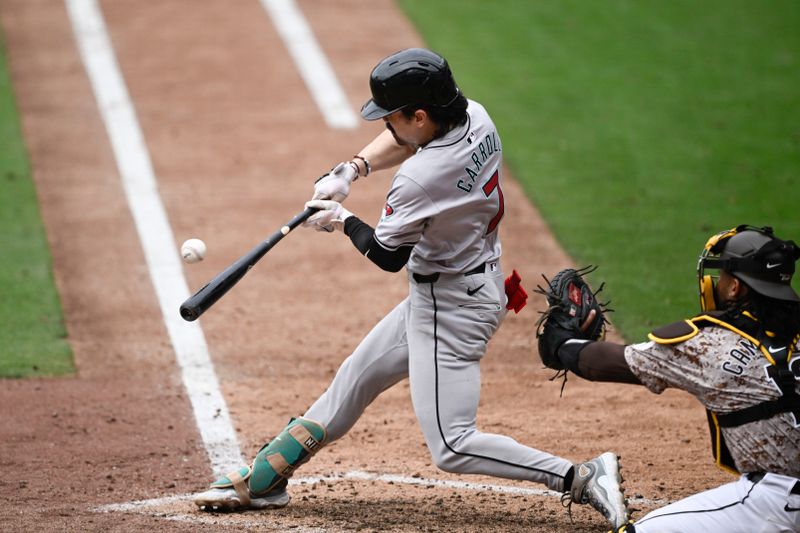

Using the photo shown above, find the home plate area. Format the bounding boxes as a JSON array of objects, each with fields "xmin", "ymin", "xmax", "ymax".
[{"xmin": 94, "ymin": 470, "xmax": 661, "ymax": 532}]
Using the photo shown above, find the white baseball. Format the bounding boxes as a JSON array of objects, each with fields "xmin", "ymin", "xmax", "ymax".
[
  {"xmin": 181, "ymin": 238, "xmax": 206, "ymax": 264},
  {"xmin": 280, "ymin": 225, "xmax": 290, "ymax": 236}
]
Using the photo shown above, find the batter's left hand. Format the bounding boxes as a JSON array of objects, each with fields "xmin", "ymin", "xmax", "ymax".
[
  {"xmin": 303, "ymin": 199, "xmax": 353, "ymax": 232},
  {"xmin": 312, "ymin": 162, "xmax": 358, "ymax": 202}
]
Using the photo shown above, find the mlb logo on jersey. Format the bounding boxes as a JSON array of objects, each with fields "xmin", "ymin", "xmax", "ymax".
[{"xmin": 382, "ymin": 203, "xmax": 395, "ymax": 219}]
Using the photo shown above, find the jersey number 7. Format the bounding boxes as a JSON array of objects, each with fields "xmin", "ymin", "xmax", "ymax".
[{"xmin": 482, "ymin": 169, "xmax": 505, "ymax": 234}]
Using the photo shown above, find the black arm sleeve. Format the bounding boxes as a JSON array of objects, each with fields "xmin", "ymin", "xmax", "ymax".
[
  {"xmin": 564, "ymin": 340, "xmax": 642, "ymax": 385},
  {"xmin": 343, "ymin": 216, "xmax": 413, "ymax": 273}
]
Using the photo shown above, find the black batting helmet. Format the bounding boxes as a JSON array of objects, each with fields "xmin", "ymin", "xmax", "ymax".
[{"xmin": 360, "ymin": 48, "xmax": 461, "ymax": 121}]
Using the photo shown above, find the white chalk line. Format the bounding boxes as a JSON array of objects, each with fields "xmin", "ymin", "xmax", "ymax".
[
  {"xmin": 66, "ymin": 0, "xmax": 360, "ymax": 479},
  {"xmin": 98, "ymin": 493, "xmax": 327, "ymax": 533},
  {"xmin": 260, "ymin": 0, "xmax": 359, "ymax": 129},
  {"xmin": 94, "ymin": 469, "xmax": 667, "ymax": 519},
  {"xmin": 65, "ymin": 0, "xmax": 243, "ymax": 477}
]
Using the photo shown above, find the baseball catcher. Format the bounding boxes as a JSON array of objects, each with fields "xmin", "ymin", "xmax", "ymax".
[{"xmin": 535, "ymin": 225, "xmax": 800, "ymax": 533}]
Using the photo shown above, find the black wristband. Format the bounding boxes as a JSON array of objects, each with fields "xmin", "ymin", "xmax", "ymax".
[{"xmin": 558, "ymin": 339, "xmax": 592, "ymax": 377}]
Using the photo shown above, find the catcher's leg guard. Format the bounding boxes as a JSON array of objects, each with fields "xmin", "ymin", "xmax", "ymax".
[{"xmin": 209, "ymin": 417, "xmax": 327, "ymax": 497}]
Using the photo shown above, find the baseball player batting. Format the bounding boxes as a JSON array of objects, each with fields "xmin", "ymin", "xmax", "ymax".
[
  {"xmin": 536, "ymin": 225, "xmax": 800, "ymax": 532},
  {"xmin": 192, "ymin": 48, "xmax": 629, "ymax": 530}
]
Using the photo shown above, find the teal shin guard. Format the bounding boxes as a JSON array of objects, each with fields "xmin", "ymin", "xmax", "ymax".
[{"xmin": 210, "ymin": 417, "xmax": 327, "ymax": 496}]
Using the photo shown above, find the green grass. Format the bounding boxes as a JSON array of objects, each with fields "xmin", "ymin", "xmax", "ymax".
[
  {"xmin": 400, "ymin": 0, "xmax": 800, "ymax": 340},
  {"xmin": 0, "ymin": 28, "xmax": 73, "ymax": 377}
]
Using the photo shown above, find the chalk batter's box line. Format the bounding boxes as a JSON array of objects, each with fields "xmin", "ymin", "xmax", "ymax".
[{"xmin": 95, "ymin": 469, "xmax": 666, "ymax": 516}]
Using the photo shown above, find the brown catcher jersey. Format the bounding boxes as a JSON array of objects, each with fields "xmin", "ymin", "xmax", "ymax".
[{"xmin": 625, "ymin": 326, "xmax": 800, "ymax": 477}]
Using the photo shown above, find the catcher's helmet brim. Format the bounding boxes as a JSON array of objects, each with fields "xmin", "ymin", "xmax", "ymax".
[{"xmin": 735, "ymin": 272, "xmax": 800, "ymax": 302}]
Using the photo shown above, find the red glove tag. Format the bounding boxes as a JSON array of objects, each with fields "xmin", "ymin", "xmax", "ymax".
[{"xmin": 504, "ymin": 269, "xmax": 528, "ymax": 314}]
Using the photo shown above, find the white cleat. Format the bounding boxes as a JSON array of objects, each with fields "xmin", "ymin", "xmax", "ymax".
[
  {"xmin": 193, "ymin": 482, "xmax": 290, "ymax": 512},
  {"xmin": 568, "ymin": 452, "xmax": 629, "ymax": 529}
]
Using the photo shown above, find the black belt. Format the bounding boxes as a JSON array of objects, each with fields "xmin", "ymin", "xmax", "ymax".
[
  {"xmin": 746, "ymin": 472, "xmax": 800, "ymax": 494},
  {"xmin": 412, "ymin": 263, "xmax": 486, "ymax": 284}
]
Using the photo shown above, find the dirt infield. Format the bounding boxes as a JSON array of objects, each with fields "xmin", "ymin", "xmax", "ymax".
[{"xmin": 0, "ymin": 1, "xmax": 729, "ymax": 531}]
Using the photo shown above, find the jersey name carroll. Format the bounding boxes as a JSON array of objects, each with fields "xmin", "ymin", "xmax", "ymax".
[
  {"xmin": 457, "ymin": 130, "xmax": 501, "ymax": 193},
  {"xmin": 375, "ymin": 100, "xmax": 504, "ymax": 275}
]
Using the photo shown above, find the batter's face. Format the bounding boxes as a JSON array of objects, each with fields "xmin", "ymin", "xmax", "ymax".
[{"xmin": 383, "ymin": 109, "xmax": 436, "ymax": 147}]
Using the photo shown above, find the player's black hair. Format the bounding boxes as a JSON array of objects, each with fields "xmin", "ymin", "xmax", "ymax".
[
  {"xmin": 728, "ymin": 289, "xmax": 800, "ymax": 348},
  {"xmin": 400, "ymin": 93, "xmax": 469, "ymax": 139}
]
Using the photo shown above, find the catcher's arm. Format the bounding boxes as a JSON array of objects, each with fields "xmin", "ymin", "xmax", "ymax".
[{"xmin": 575, "ymin": 342, "xmax": 640, "ymax": 384}]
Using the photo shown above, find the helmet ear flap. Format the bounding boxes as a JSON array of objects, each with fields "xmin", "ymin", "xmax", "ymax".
[
  {"xmin": 698, "ymin": 226, "xmax": 739, "ymax": 312},
  {"xmin": 699, "ymin": 274, "xmax": 716, "ymax": 311}
]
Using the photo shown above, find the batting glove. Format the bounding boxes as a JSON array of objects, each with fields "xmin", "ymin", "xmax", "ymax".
[
  {"xmin": 312, "ymin": 162, "xmax": 358, "ymax": 202},
  {"xmin": 303, "ymin": 199, "xmax": 353, "ymax": 232}
]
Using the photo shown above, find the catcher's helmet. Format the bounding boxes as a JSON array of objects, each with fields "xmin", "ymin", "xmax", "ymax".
[
  {"xmin": 360, "ymin": 48, "xmax": 461, "ymax": 121},
  {"xmin": 698, "ymin": 225, "xmax": 800, "ymax": 310}
]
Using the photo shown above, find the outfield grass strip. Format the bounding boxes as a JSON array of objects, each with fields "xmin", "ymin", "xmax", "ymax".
[{"xmin": 0, "ymin": 22, "xmax": 73, "ymax": 377}]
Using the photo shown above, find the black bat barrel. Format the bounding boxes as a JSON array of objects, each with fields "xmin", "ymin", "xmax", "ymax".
[{"xmin": 179, "ymin": 206, "xmax": 316, "ymax": 321}]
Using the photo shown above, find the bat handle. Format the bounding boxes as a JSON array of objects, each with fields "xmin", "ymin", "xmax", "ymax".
[{"xmin": 286, "ymin": 205, "xmax": 318, "ymax": 230}]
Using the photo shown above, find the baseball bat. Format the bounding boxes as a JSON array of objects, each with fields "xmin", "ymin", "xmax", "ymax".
[{"xmin": 179, "ymin": 206, "xmax": 317, "ymax": 322}]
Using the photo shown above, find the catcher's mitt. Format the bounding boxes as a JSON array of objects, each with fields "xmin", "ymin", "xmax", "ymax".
[{"xmin": 534, "ymin": 265, "xmax": 610, "ymax": 371}]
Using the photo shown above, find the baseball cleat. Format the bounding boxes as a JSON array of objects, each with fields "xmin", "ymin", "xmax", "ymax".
[
  {"xmin": 193, "ymin": 478, "xmax": 289, "ymax": 512},
  {"xmin": 568, "ymin": 452, "xmax": 630, "ymax": 529}
]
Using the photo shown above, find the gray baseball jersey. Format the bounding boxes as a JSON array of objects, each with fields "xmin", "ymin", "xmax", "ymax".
[
  {"xmin": 304, "ymin": 99, "xmax": 575, "ymax": 493},
  {"xmin": 624, "ymin": 327, "xmax": 800, "ymax": 533},
  {"xmin": 374, "ymin": 99, "xmax": 503, "ymax": 276}
]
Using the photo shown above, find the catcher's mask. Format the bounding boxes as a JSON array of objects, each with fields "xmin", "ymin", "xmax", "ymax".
[{"xmin": 697, "ymin": 224, "xmax": 800, "ymax": 311}]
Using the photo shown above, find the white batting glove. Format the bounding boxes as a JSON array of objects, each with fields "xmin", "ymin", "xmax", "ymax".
[
  {"xmin": 312, "ymin": 162, "xmax": 358, "ymax": 202},
  {"xmin": 303, "ymin": 199, "xmax": 353, "ymax": 232}
]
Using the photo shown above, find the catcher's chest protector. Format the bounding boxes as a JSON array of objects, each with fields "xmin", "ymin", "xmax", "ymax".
[{"xmin": 649, "ymin": 311, "xmax": 800, "ymax": 474}]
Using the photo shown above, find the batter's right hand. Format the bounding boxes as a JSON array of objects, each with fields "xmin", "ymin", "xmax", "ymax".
[
  {"xmin": 303, "ymin": 199, "xmax": 353, "ymax": 232},
  {"xmin": 312, "ymin": 162, "xmax": 358, "ymax": 202}
]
